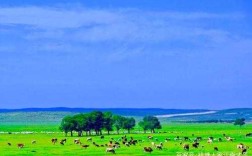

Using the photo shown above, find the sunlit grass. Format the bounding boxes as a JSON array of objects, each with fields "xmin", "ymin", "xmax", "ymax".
[{"xmin": 0, "ymin": 123, "xmax": 251, "ymax": 155}]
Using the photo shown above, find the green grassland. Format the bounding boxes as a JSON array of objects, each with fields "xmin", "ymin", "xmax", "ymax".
[{"xmin": 0, "ymin": 123, "xmax": 251, "ymax": 155}]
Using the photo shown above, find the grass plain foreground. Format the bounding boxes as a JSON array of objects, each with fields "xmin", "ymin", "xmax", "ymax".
[{"xmin": 0, "ymin": 123, "xmax": 251, "ymax": 155}]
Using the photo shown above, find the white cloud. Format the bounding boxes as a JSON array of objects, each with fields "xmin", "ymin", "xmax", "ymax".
[
  {"xmin": 0, "ymin": 7, "xmax": 120, "ymax": 29},
  {"xmin": 0, "ymin": 6, "xmax": 250, "ymax": 61}
]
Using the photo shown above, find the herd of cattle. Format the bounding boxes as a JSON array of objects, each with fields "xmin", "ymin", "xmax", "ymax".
[{"xmin": 6, "ymin": 132, "xmax": 252, "ymax": 155}]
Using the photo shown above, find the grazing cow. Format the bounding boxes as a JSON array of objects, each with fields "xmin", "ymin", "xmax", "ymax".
[
  {"xmin": 245, "ymin": 133, "xmax": 252, "ymax": 137},
  {"xmin": 87, "ymin": 137, "xmax": 92, "ymax": 142},
  {"xmin": 17, "ymin": 143, "xmax": 24, "ymax": 149},
  {"xmin": 237, "ymin": 143, "xmax": 249, "ymax": 155},
  {"xmin": 31, "ymin": 140, "xmax": 36, "ymax": 144},
  {"xmin": 61, "ymin": 138, "xmax": 67, "ymax": 143},
  {"xmin": 82, "ymin": 145, "xmax": 89, "ymax": 149},
  {"xmin": 174, "ymin": 136, "xmax": 180, "ymax": 141},
  {"xmin": 143, "ymin": 147, "xmax": 153, "ymax": 153},
  {"xmin": 208, "ymin": 137, "xmax": 214, "ymax": 140},
  {"xmin": 60, "ymin": 140, "xmax": 64, "ymax": 145},
  {"xmin": 155, "ymin": 143, "xmax": 163, "ymax": 150},
  {"xmin": 192, "ymin": 142, "xmax": 199, "ymax": 148},
  {"xmin": 100, "ymin": 135, "xmax": 104, "ymax": 139},
  {"xmin": 74, "ymin": 139, "xmax": 81, "ymax": 144},
  {"xmin": 156, "ymin": 144, "xmax": 162, "ymax": 150},
  {"xmin": 106, "ymin": 148, "xmax": 115, "ymax": 154},
  {"xmin": 7, "ymin": 143, "xmax": 11, "ymax": 146},
  {"xmin": 147, "ymin": 136, "xmax": 153, "ymax": 140},
  {"xmin": 196, "ymin": 137, "xmax": 202, "ymax": 141},
  {"xmin": 184, "ymin": 137, "xmax": 189, "ymax": 141},
  {"xmin": 113, "ymin": 144, "xmax": 120, "ymax": 149},
  {"xmin": 225, "ymin": 136, "xmax": 234, "ymax": 142},
  {"xmin": 207, "ymin": 139, "xmax": 213, "ymax": 144},
  {"xmin": 214, "ymin": 147, "xmax": 219, "ymax": 151},
  {"xmin": 242, "ymin": 148, "xmax": 247, "ymax": 155},
  {"xmin": 183, "ymin": 144, "xmax": 189, "ymax": 151},
  {"xmin": 218, "ymin": 138, "xmax": 222, "ymax": 142},
  {"xmin": 115, "ymin": 141, "xmax": 120, "ymax": 145},
  {"xmin": 93, "ymin": 142, "xmax": 100, "ymax": 147},
  {"xmin": 237, "ymin": 143, "xmax": 245, "ymax": 150},
  {"xmin": 51, "ymin": 138, "xmax": 57, "ymax": 144},
  {"xmin": 132, "ymin": 140, "xmax": 138, "ymax": 145}
]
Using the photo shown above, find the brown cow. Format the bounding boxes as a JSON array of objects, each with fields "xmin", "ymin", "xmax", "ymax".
[
  {"xmin": 74, "ymin": 139, "xmax": 81, "ymax": 144},
  {"xmin": 17, "ymin": 143, "xmax": 24, "ymax": 149},
  {"xmin": 183, "ymin": 144, "xmax": 189, "ymax": 151},
  {"xmin": 144, "ymin": 147, "xmax": 153, "ymax": 153},
  {"xmin": 82, "ymin": 145, "xmax": 89, "ymax": 149},
  {"xmin": 51, "ymin": 138, "xmax": 57, "ymax": 144}
]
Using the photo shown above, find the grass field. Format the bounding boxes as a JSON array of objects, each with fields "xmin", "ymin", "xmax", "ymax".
[{"xmin": 0, "ymin": 123, "xmax": 251, "ymax": 155}]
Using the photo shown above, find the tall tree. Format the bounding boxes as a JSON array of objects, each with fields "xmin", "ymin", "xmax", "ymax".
[
  {"xmin": 234, "ymin": 118, "xmax": 246, "ymax": 127},
  {"xmin": 59, "ymin": 115, "xmax": 76, "ymax": 136},
  {"xmin": 139, "ymin": 116, "xmax": 161, "ymax": 133},
  {"xmin": 138, "ymin": 120, "xmax": 148, "ymax": 133},
  {"xmin": 113, "ymin": 115, "xmax": 125, "ymax": 134},
  {"xmin": 73, "ymin": 113, "xmax": 90, "ymax": 136},
  {"xmin": 90, "ymin": 111, "xmax": 104, "ymax": 135},
  {"xmin": 123, "ymin": 117, "xmax": 135, "ymax": 134},
  {"xmin": 103, "ymin": 112, "xmax": 114, "ymax": 135}
]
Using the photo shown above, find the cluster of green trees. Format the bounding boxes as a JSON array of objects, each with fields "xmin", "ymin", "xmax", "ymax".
[
  {"xmin": 234, "ymin": 118, "xmax": 246, "ymax": 127},
  {"xmin": 60, "ymin": 111, "xmax": 161, "ymax": 136}
]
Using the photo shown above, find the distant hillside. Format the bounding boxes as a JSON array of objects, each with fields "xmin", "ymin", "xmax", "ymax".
[
  {"xmin": 165, "ymin": 108, "xmax": 252, "ymax": 122},
  {"xmin": 1, "ymin": 108, "xmax": 252, "ymax": 124},
  {"xmin": 0, "ymin": 108, "xmax": 209, "ymax": 124},
  {"xmin": 0, "ymin": 107, "xmax": 209, "ymax": 116}
]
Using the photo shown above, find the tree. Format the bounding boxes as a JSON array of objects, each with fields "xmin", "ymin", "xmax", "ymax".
[
  {"xmin": 82, "ymin": 113, "xmax": 93, "ymax": 136},
  {"xmin": 59, "ymin": 116, "xmax": 76, "ymax": 136},
  {"xmin": 234, "ymin": 118, "xmax": 246, "ymax": 127},
  {"xmin": 139, "ymin": 116, "xmax": 161, "ymax": 133},
  {"xmin": 90, "ymin": 111, "xmax": 104, "ymax": 135},
  {"xmin": 103, "ymin": 112, "xmax": 114, "ymax": 135},
  {"xmin": 113, "ymin": 115, "xmax": 125, "ymax": 134},
  {"xmin": 123, "ymin": 117, "xmax": 135, "ymax": 134},
  {"xmin": 73, "ymin": 113, "xmax": 91, "ymax": 136},
  {"xmin": 138, "ymin": 120, "xmax": 148, "ymax": 133}
]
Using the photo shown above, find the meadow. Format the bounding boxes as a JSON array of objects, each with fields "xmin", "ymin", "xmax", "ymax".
[{"xmin": 0, "ymin": 123, "xmax": 251, "ymax": 155}]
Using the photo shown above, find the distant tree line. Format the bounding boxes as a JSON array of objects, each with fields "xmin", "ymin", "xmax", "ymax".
[{"xmin": 60, "ymin": 111, "xmax": 161, "ymax": 136}]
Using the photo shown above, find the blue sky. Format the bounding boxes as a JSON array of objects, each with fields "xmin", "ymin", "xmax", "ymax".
[{"xmin": 0, "ymin": 0, "xmax": 252, "ymax": 109}]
